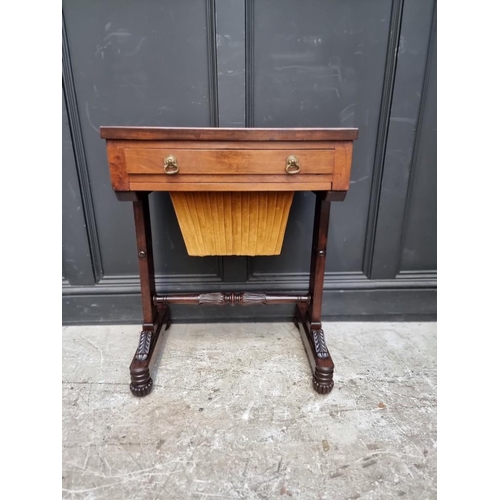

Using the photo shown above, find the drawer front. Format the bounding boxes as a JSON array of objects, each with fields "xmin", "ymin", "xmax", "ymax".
[{"xmin": 124, "ymin": 148, "xmax": 335, "ymax": 176}]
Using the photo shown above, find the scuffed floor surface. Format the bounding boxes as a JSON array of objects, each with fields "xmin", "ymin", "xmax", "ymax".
[{"xmin": 62, "ymin": 322, "xmax": 436, "ymax": 499}]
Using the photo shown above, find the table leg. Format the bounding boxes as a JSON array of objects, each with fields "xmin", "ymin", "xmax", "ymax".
[
  {"xmin": 129, "ymin": 192, "xmax": 170, "ymax": 396},
  {"xmin": 295, "ymin": 193, "xmax": 334, "ymax": 394}
]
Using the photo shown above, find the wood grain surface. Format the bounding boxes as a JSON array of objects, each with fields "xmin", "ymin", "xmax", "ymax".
[
  {"xmin": 101, "ymin": 126, "xmax": 358, "ymax": 141},
  {"xmin": 104, "ymin": 128, "xmax": 357, "ymax": 193},
  {"xmin": 124, "ymin": 149, "xmax": 335, "ymax": 175},
  {"xmin": 131, "ymin": 181, "xmax": 331, "ymax": 192}
]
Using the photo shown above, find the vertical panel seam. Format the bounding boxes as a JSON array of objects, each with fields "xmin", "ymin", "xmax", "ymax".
[
  {"xmin": 62, "ymin": 10, "xmax": 104, "ymax": 283},
  {"xmin": 206, "ymin": 0, "xmax": 220, "ymax": 127},
  {"xmin": 361, "ymin": 0, "xmax": 405, "ymax": 279},
  {"xmin": 244, "ymin": 0, "xmax": 254, "ymax": 128},
  {"xmin": 396, "ymin": 0, "xmax": 437, "ymax": 273}
]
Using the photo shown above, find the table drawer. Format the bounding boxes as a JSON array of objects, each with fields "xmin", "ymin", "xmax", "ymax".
[
  {"xmin": 124, "ymin": 148, "xmax": 335, "ymax": 176},
  {"xmin": 103, "ymin": 129, "xmax": 355, "ymax": 192}
]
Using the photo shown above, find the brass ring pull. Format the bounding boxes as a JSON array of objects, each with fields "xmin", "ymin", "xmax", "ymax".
[
  {"xmin": 164, "ymin": 155, "xmax": 179, "ymax": 175},
  {"xmin": 286, "ymin": 155, "xmax": 300, "ymax": 174}
]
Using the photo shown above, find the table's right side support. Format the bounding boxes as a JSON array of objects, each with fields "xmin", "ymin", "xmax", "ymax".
[{"xmin": 295, "ymin": 191, "xmax": 346, "ymax": 394}]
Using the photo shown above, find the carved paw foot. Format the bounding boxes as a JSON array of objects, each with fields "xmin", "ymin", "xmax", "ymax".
[
  {"xmin": 130, "ymin": 367, "xmax": 153, "ymax": 397},
  {"xmin": 312, "ymin": 366, "xmax": 334, "ymax": 394}
]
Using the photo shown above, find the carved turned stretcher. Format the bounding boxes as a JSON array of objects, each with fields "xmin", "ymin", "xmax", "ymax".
[{"xmin": 100, "ymin": 127, "xmax": 358, "ymax": 396}]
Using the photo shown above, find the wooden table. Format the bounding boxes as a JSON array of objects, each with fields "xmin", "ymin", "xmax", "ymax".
[{"xmin": 101, "ymin": 127, "xmax": 358, "ymax": 396}]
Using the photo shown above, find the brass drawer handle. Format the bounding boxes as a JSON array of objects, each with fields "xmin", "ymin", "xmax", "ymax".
[
  {"xmin": 164, "ymin": 155, "xmax": 179, "ymax": 175},
  {"xmin": 286, "ymin": 155, "xmax": 300, "ymax": 174}
]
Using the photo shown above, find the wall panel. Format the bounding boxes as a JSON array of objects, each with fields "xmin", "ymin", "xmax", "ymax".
[{"xmin": 62, "ymin": 0, "xmax": 437, "ymax": 323}]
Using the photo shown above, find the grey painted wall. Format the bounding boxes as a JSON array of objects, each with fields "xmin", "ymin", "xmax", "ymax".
[{"xmin": 62, "ymin": 0, "xmax": 436, "ymax": 324}]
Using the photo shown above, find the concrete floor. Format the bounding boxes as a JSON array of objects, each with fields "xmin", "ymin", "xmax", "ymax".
[{"xmin": 62, "ymin": 322, "xmax": 437, "ymax": 500}]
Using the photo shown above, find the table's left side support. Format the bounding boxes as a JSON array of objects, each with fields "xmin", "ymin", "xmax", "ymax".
[{"xmin": 117, "ymin": 191, "xmax": 171, "ymax": 397}]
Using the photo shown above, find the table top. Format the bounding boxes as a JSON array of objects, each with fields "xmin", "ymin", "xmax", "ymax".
[{"xmin": 100, "ymin": 126, "xmax": 359, "ymax": 142}]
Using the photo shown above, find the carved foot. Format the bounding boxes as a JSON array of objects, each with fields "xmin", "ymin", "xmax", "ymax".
[
  {"xmin": 312, "ymin": 366, "xmax": 334, "ymax": 394},
  {"xmin": 129, "ymin": 307, "xmax": 169, "ymax": 397},
  {"xmin": 293, "ymin": 316, "xmax": 300, "ymax": 330},
  {"xmin": 130, "ymin": 332, "xmax": 154, "ymax": 397},
  {"xmin": 294, "ymin": 304, "xmax": 335, "ymax": 395},
  {"xmin": 130, "ymin": 366, "xmax": 153, "ymax": 397}
]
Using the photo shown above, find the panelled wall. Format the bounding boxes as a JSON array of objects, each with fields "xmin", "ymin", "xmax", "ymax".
[{"xmin": 62, "ymin": 0, "xmax": 436, "ymax": 324}]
